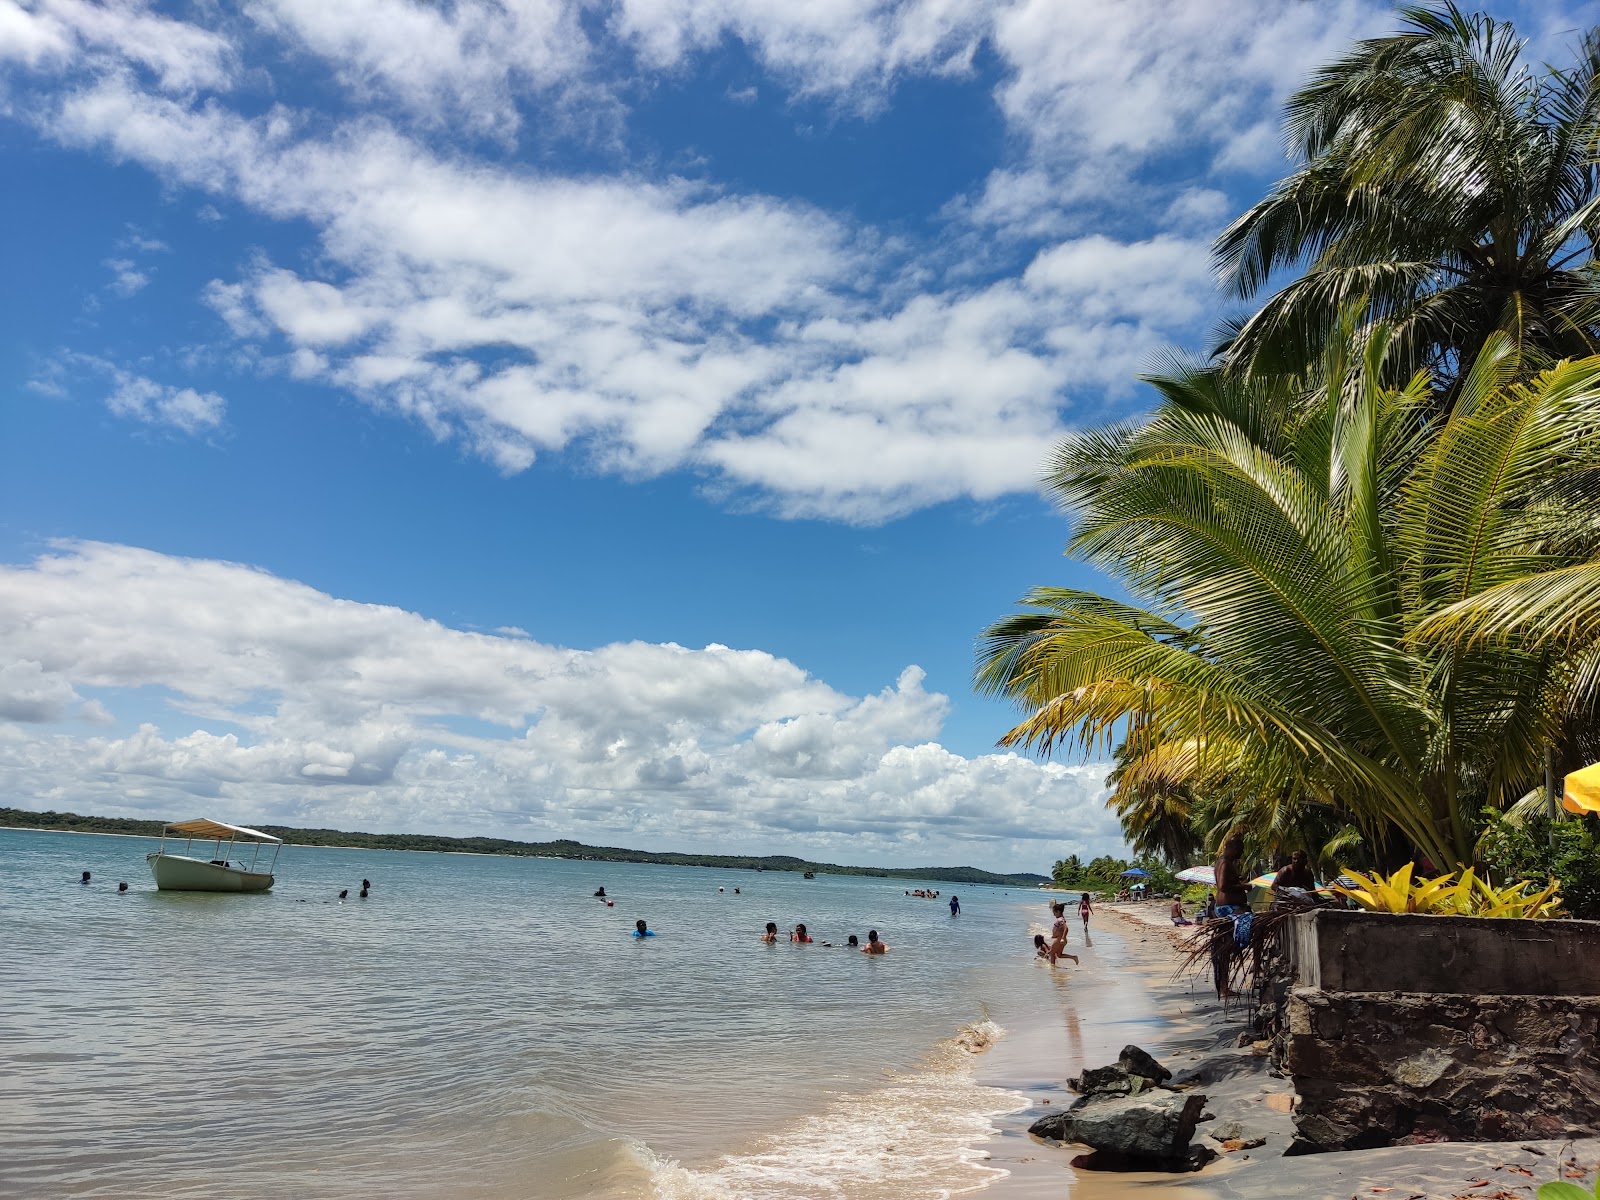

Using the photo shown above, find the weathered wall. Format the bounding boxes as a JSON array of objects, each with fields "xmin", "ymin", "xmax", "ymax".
[
  {"xmin": 1285, "ymin": 909, "xmax": 1600, "ymax": 996},
  {"xmin": 1286, "ymin": 988, "xmax": 1600, "ymax": 1152}
]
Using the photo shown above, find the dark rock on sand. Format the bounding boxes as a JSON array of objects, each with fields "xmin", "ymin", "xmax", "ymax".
[
  {"xmin": 1030, "ymin": 1090, "xmax": 1209, "ymax": 1168},
  {"xmin": 1068, "ymin": 1044, "xmax": 1172, "ymax": 1096},
  {"xmin": 1119, "ymin": 1044, "xmax": 1173, "ymax": 1084}
]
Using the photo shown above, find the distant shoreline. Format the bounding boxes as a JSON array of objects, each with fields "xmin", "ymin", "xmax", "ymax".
[{"xmin": 0, "ymin": 808, "xmax": 1049, "ymax": 887}]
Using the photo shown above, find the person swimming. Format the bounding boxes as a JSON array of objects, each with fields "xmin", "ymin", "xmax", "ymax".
[
  {"xmin": 633, "ymin": 919, "xmax": 655, "ymax": 938},
  {"xmin": 846, "ymin": 934, "xmax": 859, "ymax": 948},
  {"xmin": 338, "ymin": 889, "xmax": 348, "ymax": 901},
  {"xmin": 733, "ymin": 887, "xmax": 740, "ymax": 894},
  {"xmin": 791, "ymin": 923, "xmax": 812, "ymax": 943},
  {"xmin": 117, "ymin": 881, "xmax": 128, "ymax": 893},
  {"xmin": 862, "ymin": 929, "xmax": 887, "ymax": 954},
  {"xmin": 80, "ymin": 871, "xmax": 91, "ymax": 885},
  {"xmin": 594, "ymin": 886, "xmax": 607, "ymax": 898},
  {"xmin": 762, "ymin": 922, "xmax": 779, "ymax": 942}
]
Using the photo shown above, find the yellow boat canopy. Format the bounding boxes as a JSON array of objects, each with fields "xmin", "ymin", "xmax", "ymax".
[
  {"xmin": 1563, "ymin": 763, "xmax": 1600, "ymax": 815},
  {"xmin": 163, "ymin": 818, "xmax": 281, "ymax": 844}
]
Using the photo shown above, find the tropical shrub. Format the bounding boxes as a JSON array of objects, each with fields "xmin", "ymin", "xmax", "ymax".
[
  {"xmin": 1478, "ymin": 813, "xmax": 1600, "ymax": 921},
  {"xmin": 1333, "ymin": 863, "xmax": 1564, "ymax": 917}
]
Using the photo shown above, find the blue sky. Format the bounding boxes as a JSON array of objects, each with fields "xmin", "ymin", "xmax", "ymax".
[{"xmin": 0, "ymin": 0, "xmax": 1584, "ymax": 872}]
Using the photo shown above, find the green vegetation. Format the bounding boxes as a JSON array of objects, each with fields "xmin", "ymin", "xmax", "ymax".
[
  {"xmin": 0, "ymin": 808, "xmax": 1047, "ymax": 887},
  {"xmin": 978, "ymin": 5, "xmax": 1600, "ymax": 883},
  {"xmin": 1049, "ymin": 853, "xmax": 1178, "ymax": 895}
]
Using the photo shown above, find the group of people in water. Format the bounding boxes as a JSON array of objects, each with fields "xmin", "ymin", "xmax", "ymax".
[
  {"xmin": 759, "ymin": 921, "xmax": 888, "ymax": 952},
  {"xmin": 594, "ymin": 883, "xmax": 928, "ymax": 954}
]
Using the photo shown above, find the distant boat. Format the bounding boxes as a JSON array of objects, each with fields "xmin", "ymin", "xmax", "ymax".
[
  {"xmin": 803, "ymin": 870, "xmax": 815, "ymax": 879},
  {"xmin": 146, "ymin": 818, "xmax": 282, "ymax": 892}
]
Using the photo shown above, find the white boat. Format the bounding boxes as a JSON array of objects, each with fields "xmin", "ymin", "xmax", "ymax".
[{"xmin": 146, "ymin": 818, "xmax": 282, "ymax": 892}]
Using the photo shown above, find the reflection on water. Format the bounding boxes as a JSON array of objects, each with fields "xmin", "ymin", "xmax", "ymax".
[{"xmin": 1, "ymin": 830, "xmax": 1058, "ymax": 1199}]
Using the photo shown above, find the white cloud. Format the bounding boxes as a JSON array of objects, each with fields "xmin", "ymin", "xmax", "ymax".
[
  {"xmin": 245, "ymin": 0, "xmax": 596, "ymax": 139},
  {"xmin": 0, "ymin": 0, "xmax": 235, "ymax": 91},
  {"xmin": 0, "ymin": 543, "xmax": 1119, "ymax": 870},
  {"xmin": 613, "ymin": 0, "xmax": 988, "ymax": 107},
  {"xmin": 5, "ymin": 0, "xmax": 1396, "ymax": 521}
]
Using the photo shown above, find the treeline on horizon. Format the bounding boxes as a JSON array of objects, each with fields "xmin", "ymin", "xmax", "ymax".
[{"xmin": 0, "ymin": 808, "xmax": 1048, "ymax": 887}]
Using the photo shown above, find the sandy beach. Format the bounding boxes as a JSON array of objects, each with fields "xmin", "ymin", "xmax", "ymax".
[{"xmin": 977, "ymin": 901, "xmax": 1600, "ymax": 1200}]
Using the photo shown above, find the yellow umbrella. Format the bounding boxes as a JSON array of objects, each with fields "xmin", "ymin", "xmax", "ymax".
[{"xmin": 1564, "ymin": 762, "xmax": 1600, "ymax": 814}]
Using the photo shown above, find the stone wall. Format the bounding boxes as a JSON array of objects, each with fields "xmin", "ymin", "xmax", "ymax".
[{"xmin": 1286, "ymin": 988, "xmax": 1600, "ymax": 1151}]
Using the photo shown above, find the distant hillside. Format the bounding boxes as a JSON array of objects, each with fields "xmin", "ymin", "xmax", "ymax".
[{"xmin": 0, "ymin": 807, "xmax": 1049, "ymax": 887}]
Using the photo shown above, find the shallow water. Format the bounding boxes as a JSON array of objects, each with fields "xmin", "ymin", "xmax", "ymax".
[{"xmin": 0, "ymin": 828, "xmax": 1072, "ymax": 1199}]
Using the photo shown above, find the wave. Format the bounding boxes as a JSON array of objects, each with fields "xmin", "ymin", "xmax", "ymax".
[{"xmin": 647, "ymin": 1019, "xmax": 1026, "ymax": 1200}]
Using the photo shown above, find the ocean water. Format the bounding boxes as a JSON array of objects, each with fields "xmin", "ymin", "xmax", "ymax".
[{"xmin": 0, "ymin": 828, "xmax": 1076, "ymax": 1199}]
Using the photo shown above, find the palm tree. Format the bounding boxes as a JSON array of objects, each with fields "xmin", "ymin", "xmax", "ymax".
[
  {"xmin": 976, "ymin": 331, "xmax": 1600, "ymax": 870},
  {"xmin": 1216, "ymin": 4, "xmax": 1600, "ymax": 383}
]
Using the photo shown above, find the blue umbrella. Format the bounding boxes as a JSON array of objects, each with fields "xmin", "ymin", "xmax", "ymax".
[{"xmin": 1118, "ymin": 867, "xmax": 1151, "ymax": 878}]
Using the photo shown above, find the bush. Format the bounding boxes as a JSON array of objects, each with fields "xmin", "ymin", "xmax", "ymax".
[{"xmin": 1477, "ymin": 812, "xmax": 1600, "ymax": 921}]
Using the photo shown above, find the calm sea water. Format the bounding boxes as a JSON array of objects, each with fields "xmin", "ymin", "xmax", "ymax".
[{"xmin": 0, "ymin": 828, "xmax": 1075, "ymax": 1199}]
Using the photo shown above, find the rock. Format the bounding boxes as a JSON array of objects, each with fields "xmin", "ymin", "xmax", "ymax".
[
  {"xmin": 1072, "ymin": 1064, "xmax": 1135, "ymax": 1096},
  {"xmin": 1119, "ymin": 1044, "xmax": 1173, "ymax": 1083},
  {"xmin": 1263, "ymin": 1092, "xmax": 1295, "ymax": 1114},
  {"xmin": 1031, "ymin": 1090, "xmax": 1209, "ymax": 1168}
]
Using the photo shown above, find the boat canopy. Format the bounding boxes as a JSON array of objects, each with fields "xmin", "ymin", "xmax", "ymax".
[{"xmin": 162, "ymin": 818, "xmax": 282, "ymax": 844}]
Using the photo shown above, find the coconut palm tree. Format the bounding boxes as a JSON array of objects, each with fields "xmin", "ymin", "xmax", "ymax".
[
  {"xmin": 976, "ymin": 332, "xmax": 1600, "ymax": 869},
  {"xmin": 1216, "ymin": 4, "xmax": 1600, "ymax": 383}
]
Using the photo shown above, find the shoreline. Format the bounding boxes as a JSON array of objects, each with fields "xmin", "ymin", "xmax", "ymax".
[{"xmin": 977, "ymin": 902, "xmax": 1600, "ymax": 1200}]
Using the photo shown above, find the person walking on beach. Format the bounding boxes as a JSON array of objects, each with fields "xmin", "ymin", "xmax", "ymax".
[
  {"xmin": 949, "ymin": 895, "xmax": 960, "ymax": 917},
  {"xmin": 761, "ymin": 922, "xmax": 780, "ymax": 943},
  {"xmin": 862, "ymin": 930, "xmax": 888, "ymax": 954},
  {"xmin": 1049, "ymin": 903, "xmax": 1080, "ymax": 966},
  {"xmin": 1078, "ymin": 892, "xmax": 1092, "ymax": 931}
]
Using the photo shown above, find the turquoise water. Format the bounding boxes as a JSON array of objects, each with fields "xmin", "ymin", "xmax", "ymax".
[{"xmin": 0, "ymin": 828, "xmax": 1066, "ymax": 1199}]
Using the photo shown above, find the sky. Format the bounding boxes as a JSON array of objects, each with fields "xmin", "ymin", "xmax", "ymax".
[{"xmin": 0, "ymin": 0, "xmax": 1586, "ymax": 874}]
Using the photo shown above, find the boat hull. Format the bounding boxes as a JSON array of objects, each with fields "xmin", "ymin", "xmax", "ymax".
[{"xmin": 147, "ymin": 853, "xmax": 274, "ymax": 892}]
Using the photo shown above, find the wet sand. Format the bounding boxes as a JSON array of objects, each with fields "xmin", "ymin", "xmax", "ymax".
[{"xmin": 976, "ymin": 902, "xmax": 1600, "ymax": 1200}]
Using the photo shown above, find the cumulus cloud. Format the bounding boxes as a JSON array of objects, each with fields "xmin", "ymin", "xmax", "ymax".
[
  {"xmin": 4, "ymin": 0, "xmax": 1395, "ymax": 520},
  {"xmin": 0, "ymin": 543, "xmax": 1118, "ymax": 870}
]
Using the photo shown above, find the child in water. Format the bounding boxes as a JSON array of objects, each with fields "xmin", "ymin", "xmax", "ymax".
[
  {"xmin": 862, "ymin": 930, "xmax": 888, "ymax": 954},
  {"xmin": 761, "ymin": 922, "xmax": 779, "ymax": 943},
  {"xmin": 633, "ymin": 919, "xmax": 655, "ymax": 938},
  {"xmin": 1049, "ymin": 903, "xmax": 1080, "ymax": 965},
  {"xmin": 1033, "ymin": 933, "xmax": 1054, "ymax": 962},
  {"xmin": 791, "ymin": 923, "xmax": 812, "ymax": 943}
]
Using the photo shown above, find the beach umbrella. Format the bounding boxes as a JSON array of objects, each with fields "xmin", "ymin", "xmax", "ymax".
[
  {"xmin": 1174, "ymin": 865, "xmax": 1215, "ymax": 885},
  {"xmin": 1564, "ymin": 762, "xmax": 1600, "ymax": 814},
  {"xmin": 1118, "ymin": 867, "xmax": 1151, "ymax": 878},
  {"xmin": 1248, "ymin": 871, "xmax": 1278, "ymax": 889}
]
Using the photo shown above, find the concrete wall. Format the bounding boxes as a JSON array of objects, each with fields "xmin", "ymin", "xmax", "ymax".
[{"xmin": 1286, "ymin": 908, "xmax": 1600, "ymax": 996}]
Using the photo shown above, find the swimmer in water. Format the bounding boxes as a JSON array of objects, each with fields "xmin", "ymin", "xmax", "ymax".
[
  {"xmin": 80, "ymin": 871, "xmax": 91, "ymax": 885},
  {"xmin": 762, "ymin": 922, "xmax": 779, "ymax": 942},
  {"xmin": 846, "ymin": 934, "xmax": 859, "ymax": 948},
  {"xmin": 733, "ymin": 887, "xmax": 740, "ymax": 894},
  {"xmin": 1033, "ymin": 933, "xmax": 1055, "ymax": 962},
  {"xmin": 594, "ymin": 886, "xmax": 607, "ymax": 898},
  {"xmin": 862, "ymin": 930, "xmax": 887, "ymax": 954},
  {"xmin": 633, "ymin": 919, "xmax": 655, "ymax": 938},
  {"xmin": 338, "ymin": 889, "xmax": 348, "ymax": 901},
  {"xmin": 118, "ymin": 881, "xmax": 128, "ymax": 893},
  {"xmin": 791, "ymin": 923, "xmax": 812, "ymax": 943}
]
